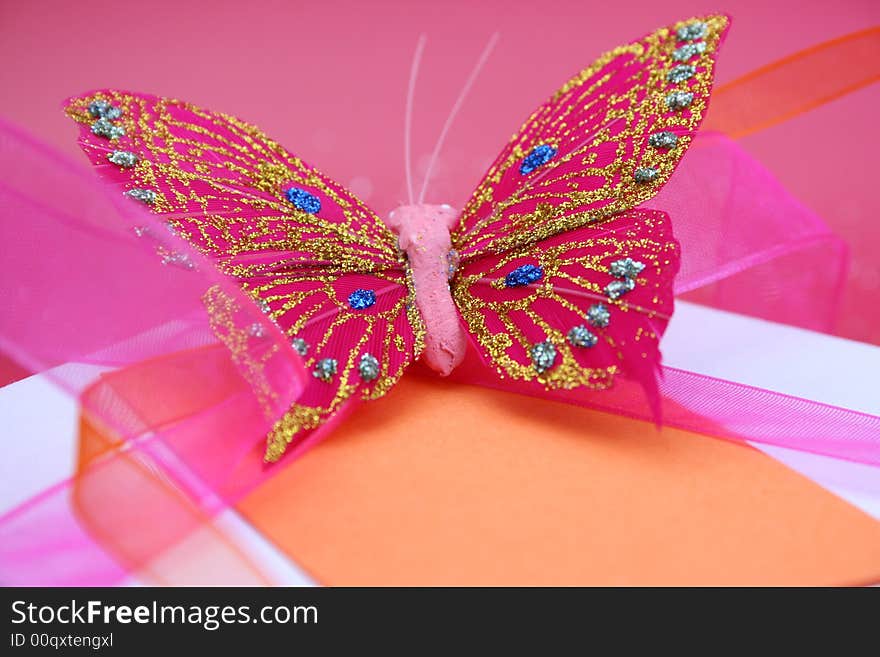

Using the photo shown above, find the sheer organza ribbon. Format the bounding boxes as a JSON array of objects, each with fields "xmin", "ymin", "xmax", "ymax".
[
  {"xmin": 0, "ymin": 118, "xmax": 306, "ymax": 584},
  {"xmin": 1, "ymin": 27, "xmax": 878, "ymax": 585},
  {"xmin": 704, "ymin": 25, "xmax": 879, "ymax": 139}
]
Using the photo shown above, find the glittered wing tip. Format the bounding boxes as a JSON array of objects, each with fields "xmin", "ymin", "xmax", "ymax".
[{"xmin": 452, "ymin": 14, "xmax": 731, "ymax": 261}]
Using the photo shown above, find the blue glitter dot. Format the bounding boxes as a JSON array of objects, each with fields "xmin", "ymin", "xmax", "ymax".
[
  {"xmin": 519, "ymin": 144, "xmax": 557, "ymax": 175},
  {"xmin": 348, "ymin": 288, "xmax": 376, "ymax": 310},
  {"xmin": 505, "ymin": 264, "xmax": 544, "ymax": 288},
  {"xmin": 285, "ymin": 187, "xmax": 322, "ymax": 214}
]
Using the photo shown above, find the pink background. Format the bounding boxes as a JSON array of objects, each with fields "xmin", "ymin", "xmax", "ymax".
[{"xmin": 1, "ymin": 0, "xmax": 878, "ymax": 342}]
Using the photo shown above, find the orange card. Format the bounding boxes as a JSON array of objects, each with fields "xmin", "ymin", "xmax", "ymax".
[{"xmin": 239, "ymin": 374, "xmax": 880, "ymax": 585}]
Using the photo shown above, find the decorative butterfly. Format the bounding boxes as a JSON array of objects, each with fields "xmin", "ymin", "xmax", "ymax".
[{"xmin": 64, "ymin": 15, "xmax": 729, "ymax": 462}]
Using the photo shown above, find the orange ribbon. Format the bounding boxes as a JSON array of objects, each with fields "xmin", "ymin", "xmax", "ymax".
[{"xmin": 705, "ymin": 26, "xmax": 880, "ymax": 138}]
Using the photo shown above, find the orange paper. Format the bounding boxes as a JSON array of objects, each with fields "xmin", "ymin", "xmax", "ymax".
[{"xmin": 239, "ymin": 375, "xmax": 880, "ymax": 585}]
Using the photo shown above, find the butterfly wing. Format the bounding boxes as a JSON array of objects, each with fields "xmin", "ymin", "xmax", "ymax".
[
  {"xmin": 64, "ymin": 91, "xmax": 400, "ymax": 272},
  {"xmin": 453, "ymin": 209, "xmax": 677, "ymax": 404},
  {"xmin": 451, "ymin": 16, "xmax": 726, "ymax": 402},
  {"xmin": 256, "ymin": 267, "xmax": 423, "ymax": 461},
  {"xmin": 452, "ymin": 15, "xmax": 729, "ymax": 260},
  {"xmin": 65, "ymin": 91, "xmax": 422, "ymax": 461}
]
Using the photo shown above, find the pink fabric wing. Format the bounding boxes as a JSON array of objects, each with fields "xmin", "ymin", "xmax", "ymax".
[
  {"xmin": 452, "ymin": 15, "xmax": 729, "ymax": 261},
  {"xmin": 63, "ymin": 90, "xmax": 424, "ymax": 461},
  {"xmin": 453, "ymin": 209, "xmax": 678, "ymax": 410},
  {"xmin": 254, "ymin": 267, "xmax": 423, "ymax": 462}
]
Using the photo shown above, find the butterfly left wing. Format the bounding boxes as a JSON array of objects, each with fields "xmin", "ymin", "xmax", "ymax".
[{"xmin": 65, "ymin": 91, "xmax": 422, "ymax": 461}]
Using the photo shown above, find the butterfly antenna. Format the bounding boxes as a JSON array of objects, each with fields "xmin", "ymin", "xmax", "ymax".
[
  {"xmin": 417, "ymin": 32, "xmax": 499, "ymax": 205},
  {"xmin": 405, "ymin": 35, "xmax": 427, "ymax": 206}
]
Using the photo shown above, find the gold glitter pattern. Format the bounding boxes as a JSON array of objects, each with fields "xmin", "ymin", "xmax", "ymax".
[
  {"xmin": 202, "ymin": 285, "xmax": 280, "ymax": 417},
  {"xmin": 258, "ymin": 267, "xmax": 424, "ymax": 462}
]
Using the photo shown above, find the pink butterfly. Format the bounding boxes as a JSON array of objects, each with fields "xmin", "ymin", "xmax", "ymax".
[{"xmin": 65, "ymin": 15, "xmax": 729, "ymax": 462}]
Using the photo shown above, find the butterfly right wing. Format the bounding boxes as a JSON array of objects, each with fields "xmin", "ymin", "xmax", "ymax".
[
  {"xmin": 452, "ymin": 15, "xmax": 729, "ymax": 261},
  {"xmin": 447, "ymin": 16, "xmax": 724, "ymax": 407}
]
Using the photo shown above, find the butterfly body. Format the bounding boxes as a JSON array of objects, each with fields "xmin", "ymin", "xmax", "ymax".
[{"xmin": 385, "ymin": 203, "xmax": 467, "ymax": 375}]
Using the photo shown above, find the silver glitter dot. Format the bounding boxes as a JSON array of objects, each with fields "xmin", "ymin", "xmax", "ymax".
[
  {"xmin": 634, "ymin": 167, "xmax": 658, "ymax": 183},
  {"xmin": 672, "ymin": 41, "xmax": 707, "ymax": 62},
  {"xmin": 358, "ymin": 353, "xmax": 380, "ymax": 381},
  {"xmin": 530, "ymin": 341, "xmax": 557, "ymax": 374},
  {"xmin": 676, "ymin": 22, "xmax": 707, "ymax": 41},
  {"xmin": 132, "ymin": 225, "xmax": 150, "ymax": 238},
  {"xmin": 160, "ymin": 251, "xmax": 195, "ymax": 270},
  {"xmin": 567, "ymin": 325, "xmax": 598, "ymax": 348},
  {"xmin": 291, "ymin": 337, "xmax": 309, "ymax": 357},
  {"xmin": 257, "ymin": 299, "xmax": 271, "ymax": 314},
  {"xmin": 446, "ymin": 249, "xmax": 460, "ymax": 280},
  {"xmin": 91, "ymin": 118, "xmax": 125, "ymax": 140},
  {"xmin": 124, "ymin": 188, "xmax": 156, "ymax": 205},
  {"xmin": 107, "ymin": 150, "xmax": 138, "ymax": 168},
  {"xmin": 609, "ymin": 257, "xmax": 646, "ymax": 279},
  {"xmin": 88, "ymin": 100, "xmax": 122, "ymax": 120},
  {"xmin": 247, "ymin": 323, "xmax": 266, "ymax": 338},
  {"xmin": 587, "ymin": 303, "xmax": 611, "ymax": 328},
  {"xmin": 667, "ymin": 65, "xmax": 696, "ymax": 84},
  {"xmin": 605, "ymin": 278, "xmax": 636, "ymax": 300},
  {"xmin": 665, "ymin": 91, "xmax": 695, "ymax": 110},
  {"xmin": 313, "ymin": 358, "xmax": 338, "ymax": 382},
  {"xmin": 648, "ymin": 131, "xmax": 679, "ymax": 149}
]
